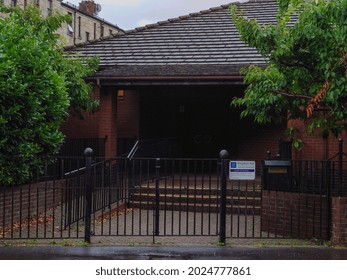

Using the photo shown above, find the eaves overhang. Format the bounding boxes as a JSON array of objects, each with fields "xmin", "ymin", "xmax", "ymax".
[
  {"xmin": 85, "ymin": 63, "xmax": 266, "ymax": 86},
  {"xmin": 88, "ymin": 75, "xmax": 245, "ymax": 87}
]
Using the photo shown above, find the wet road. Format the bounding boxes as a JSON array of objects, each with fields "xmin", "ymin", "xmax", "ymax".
[{"xmin": 0, "ymin": 246, "xmax": 347, "ymax": 260}]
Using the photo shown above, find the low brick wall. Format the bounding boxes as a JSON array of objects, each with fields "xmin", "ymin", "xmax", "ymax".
[
  {"xmin": 262, "ymin": 191, "xmax": 329, "ymax": 240},
  {"xmin": 331, "ymin": 197, "xmax": 347, "ymax": 245},
  {"xmin": 0, "ymin": 180, "xmax": 66, "ymax": 228}
]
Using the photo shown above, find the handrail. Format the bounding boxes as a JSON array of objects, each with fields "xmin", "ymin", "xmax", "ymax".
[
  {"xmin": 64, "ymin": 166, "xmax": 87, "ymax": 178},
  {"xmin": 126, "ymin": 138, "xmax": 177, "ymax": 160},
  {"xmin": 327, "ymin": 151, "xmax": 347, "ymax": 161},
  {"xmin": 127, "ymin": 140, "xmax": 139, "ymax": 160},
  {"xmin": 327, "ymin": 139, "xmax": 347, "ymax": 161},
  {"xmin": 64, "ymin": 159, "xmax": 112, "ymax": 178}
]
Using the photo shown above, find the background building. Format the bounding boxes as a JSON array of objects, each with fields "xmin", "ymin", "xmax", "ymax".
[{"xmin": 0, "ymin": 0, "xmax": 124, "ymax": 46}]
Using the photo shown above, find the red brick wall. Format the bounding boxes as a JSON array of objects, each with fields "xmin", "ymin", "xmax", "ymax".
[
  {"xmin": 0, "ymin": 181, "xmax": 65, "ymax": 229},
  {"xmin": 99, "ymin": 87, "xmax": 117, "ymax": 157},
  {"xmin": 289, "ymin": 119, "xmax": 347, "ymax": 160},
  {"xmin": 237, "ymin": 127, "xmax": 286, "ymax": 174},
  {"xmin": 116, "ymin": 90, "xmax": 139, "ymax": 139},
  {"xmin": 61, "ymin": 86, "xmax": 101, "ymax": 139},
  {"xmin": 262, "ymin": 191, "xmax": 329, "ymax": 239},
  {"xmin": 331, "ymin": 197, "xmax": 347, "ymax": 245},
  {"xmin": 61, "ymin": 86, "xmax": 347, "ymax": 161},
  {"xmin": 61, "ymin": 86, "xmax": 118, "ymax": 157},
  {"xmin": 238, "ymin": 127, "xmax": 286, "ymax": 161}
]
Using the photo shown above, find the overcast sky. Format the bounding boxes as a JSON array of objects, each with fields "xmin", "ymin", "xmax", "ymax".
[{"xmin": 63, "ymin": 0, "xmax": 240, "ymax": 30}]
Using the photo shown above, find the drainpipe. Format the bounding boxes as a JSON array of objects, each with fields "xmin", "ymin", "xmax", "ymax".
[{"xmin": 73, "ymin": 5, "xmax": 77, "ymax": 46}]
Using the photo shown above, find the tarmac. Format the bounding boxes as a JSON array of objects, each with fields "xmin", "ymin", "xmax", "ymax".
[{"xmin": 1, "ymin": 244, "xmax": 347, "ymax": 260}]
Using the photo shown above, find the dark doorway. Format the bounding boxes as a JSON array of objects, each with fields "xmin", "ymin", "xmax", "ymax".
[{"xmin": 139, "ymin": 85, "xmax": 249, "ymax": 158}]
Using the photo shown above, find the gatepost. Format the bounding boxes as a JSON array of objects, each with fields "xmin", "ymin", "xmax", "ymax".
[
  {"xmin": 219, "ymin": 150, "xmax": 229, "ymax": 245},
  {"xmin": 84, "ymin": 147, "xmax": 93, "ymax": 243}
]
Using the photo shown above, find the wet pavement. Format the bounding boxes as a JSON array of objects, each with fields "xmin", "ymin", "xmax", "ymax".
[{"xmin": 1, "ymin": 245, "xmax": 347, "ymax": 260}]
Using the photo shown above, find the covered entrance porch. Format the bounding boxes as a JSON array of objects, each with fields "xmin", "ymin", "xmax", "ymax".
[{"xmin": 117, "ymin": 84, "xmax": 285, "ymax": 160}]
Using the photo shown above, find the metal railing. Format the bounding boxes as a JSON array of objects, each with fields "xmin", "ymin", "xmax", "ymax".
[
  {"xmin": 1, "ymin": 147, "xmax": 347, "ymax": 243},
  {"xmin": 126, "ymin": 138, "xmax": 178, "ymax": 159}
]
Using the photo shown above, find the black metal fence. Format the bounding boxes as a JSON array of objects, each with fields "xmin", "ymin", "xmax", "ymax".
[
  {"xmin": 59, "ymin": 138, "xmax": 106, "ymax": 157},
  {"xmin": 0, "ymin": 150, "xmax": 346, "ymax": 243}
]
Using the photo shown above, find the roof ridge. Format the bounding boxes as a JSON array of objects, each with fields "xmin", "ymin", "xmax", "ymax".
[
  {"xmin": 123, "ymin": 0, "xmax": 277, "ymax": 35},
  {"xmin": 124, "ymin": 2, "xmax": 233, "ymax": 34},
  {"xmin": 65, "ymin": 0, "xmax": 277, "ymax": 51},
  {"xmin": 65, "ymin": 1, "xmax": 232, "ymax": 50}
]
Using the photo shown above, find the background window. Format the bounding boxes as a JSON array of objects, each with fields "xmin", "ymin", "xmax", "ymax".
[{"xmin": 78, "ymin": 16, "xmax": 81, "ymax": 38}]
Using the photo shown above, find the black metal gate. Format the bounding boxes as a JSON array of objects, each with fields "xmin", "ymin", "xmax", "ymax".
[
  {"xmin": 79, "ymin": 153, "xmax": 330, "ymax": 243},
  {"xmin": 1, "ymin": 150, "xmax": 337, "ymax": 242}
]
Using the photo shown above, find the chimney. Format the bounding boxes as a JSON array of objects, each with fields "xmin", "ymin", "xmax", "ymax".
[{"xmin": 79, "ymin": 1, "xmax": 97, "ymax": 16}]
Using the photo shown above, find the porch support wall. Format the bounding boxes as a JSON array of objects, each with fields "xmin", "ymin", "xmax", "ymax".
[
  {"xmin": 116, "ymin": 90, "xmax": 139, "ymax": 139},
  {"xmin": 61, "ymin": 85, "xmax": 118, "ymax": 157}
]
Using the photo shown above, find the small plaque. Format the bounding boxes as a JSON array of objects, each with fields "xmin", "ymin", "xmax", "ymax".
[{"xmin": 229, "ymin": 161, "xmax": 256, "ymax": 180}]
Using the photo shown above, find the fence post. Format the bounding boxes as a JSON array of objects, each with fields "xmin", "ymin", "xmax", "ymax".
[
  {"xmin": 326, "ymin": 160, "xmax": 332, "ymax": 241},
  {"xmin": 338, "ymin": 138, "xmax": 343, "ymax": 196},
  {"xmin": 84, "ymin": 147, "xmax": 93, "ymax": 243},
  {"xmin": 127, "ymin": 158, "xmax": 133, "ymax": 208},
  {"xmin": 219, "ymin": 150, "xmax": 229, "ymax": 245},
  {"xmin": 154, "ymin": 158, "xmax": 161, "ymax": 237}
]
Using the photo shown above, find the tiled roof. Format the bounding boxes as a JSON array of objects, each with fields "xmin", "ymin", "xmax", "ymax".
[{"xmin": 69, "ymin": 0, "xmax": 279, "ymax": 81}]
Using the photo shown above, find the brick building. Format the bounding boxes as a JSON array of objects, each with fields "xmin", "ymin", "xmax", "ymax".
[
  {"xmin": 0, "ymin": 0, "xmax": 124, "ymax": 46},
  {"xmin": 64, "ymin": 0, "xmax": 347, "ymax": 161},
  {"xmin": 63, "ymin": 0, "xmax": 287, "ymax": 160},
  {"xmin": 62, "ymin": 0, "xmax": 347, "ymax": 245},
  {"xmin": 2, "ymin": 0, "xmax": 347, "ymax": 245}
]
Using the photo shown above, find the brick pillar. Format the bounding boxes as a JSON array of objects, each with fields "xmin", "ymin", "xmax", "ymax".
[
  {"xmin": 116, "ymin": 90, "xmax": 139, "ymax": 139},
  {"xmin": 98, "ymin": 86, "xmax": 117, "ymax": 157},
  {"xmin": 61, "ymin": 85, "xmax": 117, "ymax": 157},
  {"xmin": 331, "ymin": 197, "xmax": 347, "ymax": 245}
]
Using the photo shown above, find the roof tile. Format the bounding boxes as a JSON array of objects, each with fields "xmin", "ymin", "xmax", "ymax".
[{"xmin": 70, "ymin": 0, "xmax": 279, "ymax": 79}]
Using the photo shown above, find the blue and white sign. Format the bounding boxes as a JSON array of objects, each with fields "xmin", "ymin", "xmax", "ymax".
[{"xmin": 229, "ymin": 161, "xmax": 256, "ymax": 180}]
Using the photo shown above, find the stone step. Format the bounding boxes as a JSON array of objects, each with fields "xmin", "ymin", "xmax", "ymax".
[
  {"xmin": 129, "ymin": 201, "xmax": 261, "ymax": 215},
  {"xmin": 130, "ymin": 185, "xmax": 261, "ymax": 197},
  {"xmin": 128, "ymin": 183, "xmax": 262, "ymax": 215},
  {"xmin": 130, "ymin": 193, "xmax": 261, "ymax": 206}
]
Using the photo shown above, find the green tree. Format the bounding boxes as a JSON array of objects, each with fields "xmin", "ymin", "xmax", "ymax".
[
  {"xmin": 231, "ymin": 0, "xmax": 347, "ymax": 148},
  {"xmin": 0, "ymin": 5, "xmax": 99, "ymax": 186}
]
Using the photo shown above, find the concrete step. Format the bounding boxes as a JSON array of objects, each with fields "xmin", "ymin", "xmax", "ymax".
[
  {"xmin": 131, "ymin": 185, "xmax": 261, "ymax": 197},
  {"xmin": 130, "ymin": 193, "xmax": 261, "ymax": 206},
  {"xmin": 129, "ymin": 201, "xmax": 261, "ymax": 215},
  {"xmin": 128, "ymin": 184, "xmax": 262, "ymax": 215}
]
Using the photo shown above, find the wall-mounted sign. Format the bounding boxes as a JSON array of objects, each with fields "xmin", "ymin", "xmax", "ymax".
[{"xmin": 229, "ymin": 161, "xmax": 256, "ymax": 180}]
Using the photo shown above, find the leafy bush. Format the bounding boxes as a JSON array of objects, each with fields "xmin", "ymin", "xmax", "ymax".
[
  {"xmin": 231, "ymin": 0, "xmax": 347, "ymax": 145},
  {"xmin": 0, "ymin": 5, "xmax": 99, "ymax": 186}
]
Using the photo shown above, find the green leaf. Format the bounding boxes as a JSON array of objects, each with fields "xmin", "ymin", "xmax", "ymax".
[
  {"xmin": 0, "ymin": 5, "xmax": 99, "ymax": 186},
  {"xmin": 231, "ymin": 0, "xmax": 347, "ymax": 141}
]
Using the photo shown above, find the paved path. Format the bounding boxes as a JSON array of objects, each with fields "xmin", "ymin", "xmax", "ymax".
[
  {"xmin": 1, "ymin": 205, "xmax": 344, "ymax": 260},
  {"xmin": 1, "ymin": 205, "xmax": 266, "ymax": 244},
  {"xmin": 0, "ymin": 245, "xmax": 346, "ymax": 260}
]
